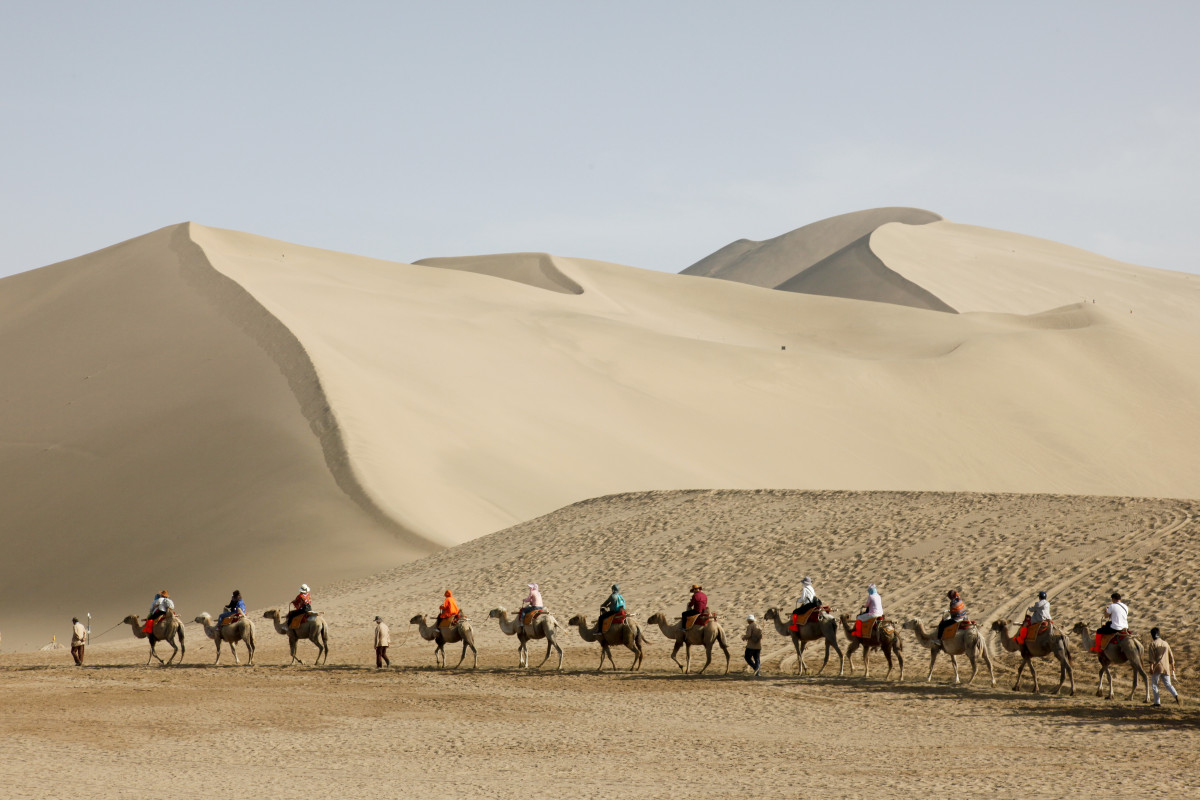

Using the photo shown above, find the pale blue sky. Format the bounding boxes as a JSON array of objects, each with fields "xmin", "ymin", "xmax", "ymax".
[{"xmin": 2, "ymin": 2, "xmax": 1197, "ymax": 278}]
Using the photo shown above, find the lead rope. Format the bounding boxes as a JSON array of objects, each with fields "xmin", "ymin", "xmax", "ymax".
[{"xmin": 87, "ymin": 619, "xmax": 126, "ymax": 641}]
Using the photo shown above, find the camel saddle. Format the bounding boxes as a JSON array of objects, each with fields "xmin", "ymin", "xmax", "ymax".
[
  {"xmin": 685, "ymin": 611, "xmax": 714, "ymax": 630},
  {"xmin": 941, "ymin": 620, "xmax": 976, "ymax": 641},
  {"xmin": 522, "ymin": 608, "xmax": 545, "ymax": 626},
  {"xmin": 290, "ymin": 611, "xmax": 319, "ymax": 630},
  {"xmin": 1015, "ymin": 619, "xmax": 1052, "ymax": 645},
  {"xmin": 142, "ymin": 611, "xmax": 177, "ymax": 634},
  {"xmin": 601, "ymin": 610, "xmax": 628, "ymax": 634},
  {"xmin": 790, "ymin": 606, "xmax": 830, "ymax": 631},
  {"xmin": 221, "ymin": 612, "xmax": 245, "ymax": 627},
  {"xmin": 855, "ymin": 615, "xmax": 892, "ymax": 641},
  {"xmin": 438, "ymin": 613, "xmax": 462, "ymax": 629},
  {"xmin": 1093, "ymin": 629, "xmax": 1131, "ymax": 653}
]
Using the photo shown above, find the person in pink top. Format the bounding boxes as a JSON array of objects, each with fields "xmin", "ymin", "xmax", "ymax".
[{"xmin": 519, "ymin": 583, "xmax": 544, "ymax": 620}]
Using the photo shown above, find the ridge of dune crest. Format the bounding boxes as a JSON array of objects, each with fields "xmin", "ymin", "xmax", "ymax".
[{"xmin": 413, "ymin": 252, "xmax": 584, "ymax": 295}]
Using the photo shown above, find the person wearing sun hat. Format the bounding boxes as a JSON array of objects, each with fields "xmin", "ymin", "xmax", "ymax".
[
  {"xmin": 681, "ymin": 584, "xmax": 707, "ymax": 630},
  {"xmin": 287, "ymin": 584, "xmax": 312, "ymax": 626},
  {"xmin": 743, "ymin": 613, "xmax": 763, "ymax": 676},
  {"xmin": 374, "ymin": 616, "xmax": 391, "ymax": 668}
]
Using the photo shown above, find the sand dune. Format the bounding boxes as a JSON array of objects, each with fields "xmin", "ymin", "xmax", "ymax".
[
  {"xmin": 3, "ymin": 216, "xmax": 1199, "ymax": 652},
  {"xmin": 0, "ymin": 225, "xmax": 434, "ymax": 650}
]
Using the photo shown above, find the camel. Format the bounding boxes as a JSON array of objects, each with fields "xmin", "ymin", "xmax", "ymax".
[
  {"xmin": 1071, "ymin": 620, "xmax": 1150, "ymax": 702},
  {"xmin": 123, "ymin": 614, "xmax": 186, "ymax": 666},
  {"xmin": 262, "ymin": 609, "xmax": 329, "ymax": 665},
  {"xmin": 646, "ymin": 612, "xmax": 730, "ymax": 675},
  {"xmin": 762, "ymin": 607, "xmax": 844, "ymax": 677},
  {"xmin": 194, "ymin": 613, "xmax": 256, "ymax": 666},
  {"xmin": 837, "ymin": 614, "xmax": 903, "ymax": 681},
  {"xmin": 903, "ymin": 618, "xmax": 995, "ymax": 687},
  {"xmin": 488, "ymin": 608, "xmax": 564, "ymax": 670},
  {"xmin": 990, "ymin": 619, "xmax": 1074, "ymax": 696},
  {"xmin": 410, "ymin": 613, "xmax": 478, "ymax": 669},
  {"xmin": 568, "ymin": 613, "xmax": 648, "ymax": 671}
]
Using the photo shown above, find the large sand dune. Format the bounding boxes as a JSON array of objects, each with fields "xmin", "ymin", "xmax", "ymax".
[{"xmin": 2, "ymin": 215, "xmax": 1198, "ymax": 650}]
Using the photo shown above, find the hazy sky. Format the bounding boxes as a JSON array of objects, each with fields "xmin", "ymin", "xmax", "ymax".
[{"xmin": 3, "ymin": 2, "xmax": 1198, "ymax": 279}]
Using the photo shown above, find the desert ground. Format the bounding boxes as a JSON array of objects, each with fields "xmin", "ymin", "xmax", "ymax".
[{"xmin": 2, "ymin": 490, "xmax": 1197, "ymax": 799}]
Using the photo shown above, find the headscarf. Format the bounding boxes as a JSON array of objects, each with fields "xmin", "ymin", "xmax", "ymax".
[
  {"xmin": 445, "ymin": 590, "xmax": 453, "ymax": 597},
  {"xmin": 611, "ymin": 584, "xmax": 620, "ymax": 592},
  {"xmin": 867, "ymin": 584, "xmax": 877, "ymax": 595},
  {"xmin": 801, "ymin": 576, "xmax": 812, "ymax": 586}
]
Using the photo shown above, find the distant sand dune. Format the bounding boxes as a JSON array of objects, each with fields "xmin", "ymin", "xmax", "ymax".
[{"xmin": 414, "ymin": 252, "xmax": 584, "ymax": 295}]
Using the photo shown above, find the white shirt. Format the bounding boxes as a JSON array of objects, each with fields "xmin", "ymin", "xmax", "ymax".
[
  {"xmin": 152, "ymin": 597, "xmax": 175, "ymax": 614},
  {"xmin": 1106, "ymin": 602, "xmax": 1128, "ymax": 630},
  {"xmin": 866, "ymin": 593, "xmax": 883, "ymax": 617},
  {"xmin": 798, "ymin": 585, "xmax": 815, "ymax": 606},
  {"xmin": 72, "ymin": 622, "xmax": 87, "ymax": 646},
  {"xmin": 1029, "ymin": 599, "xmax": 1051, "ymax": 623}
]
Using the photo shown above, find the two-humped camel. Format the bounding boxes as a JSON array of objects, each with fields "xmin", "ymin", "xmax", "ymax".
[
  {"xmin": 762, "ymin": 607, "xmax": 844, "ymax": 677},
  {"xmin": 838, "ymin": 614, "xmax": 903, "ymax": 681},
  {"xmin": 903, "ymin": 618, "xmax": 995, "ymax": 686},
  {"xmin": 263, "ymin": 609, "xmax": 329, "ymax": 665},
  {"xmin": 990, "ymin": 619, "xmax": 1074, "ymax": 695},
  {"xmin": 194, "ymin": 613, "xmax": 256, "ymax": 666},
  {"xmin": 1071, "ymin": 620, "xmax": 1150, "ymax": 702},
  {"xmin": 123, "ymin": 614, "xmax": 186, "ymax": 666},
  {"xmin": 646, "ymin": 612, "xmax": 730, "ymax": 675},
  {"xmin": 568, "ymin": 613, "xmax": 647, "ymax": 671},
  {"xmin": 410, "ymin": 613, "xmax": 478, "ymax": 669},
  {"xmin": 489, "ymin": 608, "xmax": 564, "ymax": 670}
]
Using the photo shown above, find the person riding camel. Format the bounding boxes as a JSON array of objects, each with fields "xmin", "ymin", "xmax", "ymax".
[
  {"xmin": 681, "ymin": 584, "xmax": 707, "ymax": 629},
  {"xmin": 597, "ymin": 583, "xmax": 626, "ymax": 631},
  {"xmin": 438, "ymin": 590, "xmax": 461, "ymax": 626},
  {"xmin": 1028, "ymin": 591, "xmax": 1051, "ymax": 624},
  {"xmin": 855, "ymin": 584, "xmax": 883, "ymax": 637},
  {"xmin": 1094, "ymin": 591, "xmax": 1128, "ymax": 651},
  {"xmin": 937, "ymin": 589, "xmax": 968, "ymax": 641},
  {"xmin": 518, "ymin": 583, "xmax": 543, "ymax": 623},
  {"xmin": 148, "ymin": 590, "xmax": 174, "ymax": 622},
  {"xmin": 286, "ymin": 584, "xmax": 312, "ymax": 626},
  {"xmin": 218, "ymin": 589, "xmax": 246, "ymax": 626},
  {"xmin": 793, "ymin": 576, "xmax": 821, "ymax": 619}
]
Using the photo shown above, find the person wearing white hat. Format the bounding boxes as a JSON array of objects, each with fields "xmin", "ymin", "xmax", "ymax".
[
  {"xmin": 793, "ymin": 576, "xmax": 821, "ymax": 619},
  {"xmin": 287, "ymin": 584, "xmax": 313, "ymax": 626},
  {"xmin": 519, "ymin": 583, "xmax": 544, "ymax": 623},
  {"xmin": 374, "ymin": 616, "xmax": 391, "ymax": 668},
  {"xmin": 743, "ymin": 614, "xmax": 763, "ymax": 676}
]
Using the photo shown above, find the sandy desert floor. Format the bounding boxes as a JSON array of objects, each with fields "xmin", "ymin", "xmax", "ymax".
[{"xmin": 3, "ymin": 490, "xmax": 1197, "ymax": 798}]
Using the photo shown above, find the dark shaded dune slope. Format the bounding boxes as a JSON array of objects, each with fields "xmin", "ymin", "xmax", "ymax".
[{"xmin": 0, "ymin": 225, "xmax": 434, "ymax": 649}]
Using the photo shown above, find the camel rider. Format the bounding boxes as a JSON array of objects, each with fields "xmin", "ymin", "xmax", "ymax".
[
  {"xmin": 148, "ymin": 590, "xmax": 174, "ymax": 622},
  {"xmin": 286, "ymin": 584, "xmax": 312, "ymax": 626},
  {"xmin": 438, "ymin": 590, "xmax": 460, "ymax": 625},
  {"xmin": 218, "ymin": 590, "xmax": 246, "ymax": 625},
  {"xmin": 518, "ymin": 583, "xmax": 543, "ymax": 621},
  {"xmin": 793, "ymin": 576, "xmax": 820, "ymax": 618},
  {"xmin": 681, "ymin": 584, "xmax": 707, "ymax": 629},
  {"xmin": 1096, "ymin": 591, "xmax": 1128, "ymax": 641},
  {"xmin": 937, "ymin": 590, "xmax": 968, "ymax": 640},
  {"xmin": 1028, "ymin": 591, "xmax": 1051, "ymax": 624},
  {"xmin": 598, "ymin": 583, "xmax": 625, "ymax": 629},
  {"xmin": 855, "ymin": 584, "xmax": 882, "ymax": 635}
]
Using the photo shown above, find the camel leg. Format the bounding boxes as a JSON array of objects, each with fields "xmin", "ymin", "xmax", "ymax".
[
  {"xmin": 882, "ymin": 647, "xmax": 894, "ymax": 681},
  {"xmin": 964, "ymin": 652, "xmax": 977, "ymax": 686},
  {"xmin": 1011, "ymin": 658, "xmax": 1026, "ymax": 691},
  {"xmin": 862, "ymin": 646, "xmax": 870, "ymax": 679},
  {"xmin": 470, "ymin": 641, "xmax": 478, "ymax": 669},
  {"xmin": 232, "ymin": 641, "xmax": 241, "ymax": 666},
  {"xmin": 455, "ymin": 639, "xmax": 468, "ymax": 669},
  {"xmin": 669, "ymin": 640, "xmax": 685, "ymax": 672},
  {"xmin": 981, "ymin": 645, "xmax": 995, "ymax": 687},
  {"xmin": 926, "ymin": 648, "xmax": 939, "ymax": 682},
  {"xmin": 793, "ymin": 638, "xmax": 804, "ymax": 676},
  {"xmin": 950, "ymin": 653, "xmax": 961, "ymax": 685},
  {"xmin": 844, "ymin": 641, "xmax": 861, "ymax": 676}
]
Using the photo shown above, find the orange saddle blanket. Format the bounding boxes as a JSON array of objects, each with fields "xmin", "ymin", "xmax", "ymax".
[
  {"xmin": 1015, "ymin": 619, "xmax": 1051, "ymax": 645},
  {"xmin": 854, "ymin": 616, "xmax": 889, "ymax": 640},
  {"xmin": 289, "ymin": 612, "xmax": 316, "ymax": 630},
  {"xmin": 685, "ymin": 611, "xmax": 714, "ymax": 630},
  {"xmin": 522, "ymin": 609, "xmax": 545, "ymax": 626},
  {"xmin": 941, "ymin": 620, "xmax": 976, "ymax": 641},
  {"xmin": 221, "ymin": 613, "xmax": 244, "ymax": 627},
  {"xmin": 1093, "ymin": 629, "xmax": 1130, "ymax": 653}
]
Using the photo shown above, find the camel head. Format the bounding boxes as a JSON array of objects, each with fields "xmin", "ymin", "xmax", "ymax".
[
  {"xmin": 409, "ymin": 614, "xmax": 426, "ymax": 625},
  {"xmin": 763, "ymin": 607, "xmax": 779, "ymax": 622},
  {"xmin": 122, "ymin": 615, "xmax": 140, "ymax": 625},
  {"xmin": 194, "ymin": 613, "xmax": 214, "ymax": 624},
  {"xmin": 488, "ymin": 608, "xmax": 505, "ymax": 619},
  {"xmin": 1070, "ymin": 620, "xmax": 1090, "ymax": 637},
  {"xmin": 901, "ymin": 619, "xmax": 921, "ymax": 631},
  {"xmin": 990, "ymin": 619, "xmax": 1010, "ymax": 633},
  {"xmin": 568, "ymin": 614, "xmax": 584, "ymax": 626},
  {"xmin": 262, "ymin": 609, "xmax": 281, "ymax": 620},
  {"xmin": 646, "ymin": 612, "xmax": 665, "ymax": 625}
]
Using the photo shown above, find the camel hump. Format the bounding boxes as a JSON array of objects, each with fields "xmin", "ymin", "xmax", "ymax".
[
  {"xmin": 685, "ymin": 611, "xmax": 715, "ymax": 630},
  {"xmin": 601, "ymin": 609, "xmax": 630, "ymax": 634},
  {"xmin": 522, "ymin": 608, "xmax": 547, "ymax": 626},
  {"xmin": 941, "ymin": 620, "xmax": 977, "ymax": 641}
]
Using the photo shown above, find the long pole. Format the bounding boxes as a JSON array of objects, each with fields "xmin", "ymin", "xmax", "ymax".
[{"xmin": 86, "ymin": 612, "xmax": 91, "ymax": 646}]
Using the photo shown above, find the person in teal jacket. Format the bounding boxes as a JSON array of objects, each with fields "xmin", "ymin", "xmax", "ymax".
[{"xmin": 597, "ymin": 584, "xmax": 625, "ymax": 629}]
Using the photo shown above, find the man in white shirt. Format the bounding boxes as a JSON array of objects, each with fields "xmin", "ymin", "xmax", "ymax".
[
  {"xmin": 71, "ymin": 617, "xmax": 87, "ymax": 666},
  {"xmin": 1097, "ymin": 591, "xmax": 1128, "ymax": 636},
  {"xmin": 1028, "ymin": 592, "xmax": 1051, "ymax": 624}
]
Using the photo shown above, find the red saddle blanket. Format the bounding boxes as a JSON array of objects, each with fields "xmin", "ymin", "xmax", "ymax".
[
  {"xmin": 1015, "ymin": 619, "xmax": 1051, "ymax": 645},
  {"xmin": 790, "ymin": 606, "xmax": 831, "ymax": 631},
  {"xmin": 854, "ymin": 616, "xmax": 890, "ymax": 640},
  {"xmin": 290, "ymin": 612, "xmax": 317, "ymax": 630},
  {"xmin": 522, "ymin": 609, "xmax": 545, "ymax": 626},
  {"xmin": 1093, "ymin": 629, "xmax": 1130, "ymax": 653},
  {"xmin": 601, "ymin": 610, "xmax": 628, "ymax": 634},
  {"xmin": 142, "ymin": 612, "xmax": 177, "ymax": 634}
]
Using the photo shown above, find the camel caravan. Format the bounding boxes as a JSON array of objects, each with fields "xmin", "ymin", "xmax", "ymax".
[{"xmin": 105, "ymin": 582, "xmax": 1178, "ymax": 705}]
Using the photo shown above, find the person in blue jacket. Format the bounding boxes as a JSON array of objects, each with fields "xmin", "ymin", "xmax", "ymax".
[
  {"xmin": 218, "ymin": 589, "xmax": 246, "ymax": 625},
  {"xmin": 597, "ymin": 584, "xmax": 626, "ymax": 631}
]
